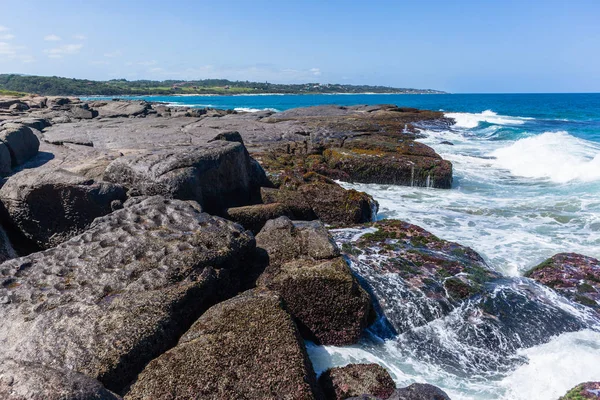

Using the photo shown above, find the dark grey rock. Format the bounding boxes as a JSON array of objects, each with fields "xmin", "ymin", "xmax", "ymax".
[
  {"xmin": 103, "ymin": 141, "xmax": 262, "ymax": 215},
  {"xmin": 95, "ymin": 101, "xmax": 150, "ymax": 118},
  {"xmin": 0, "ymin": 196, "xmax": 255, "ymax": 393},
  {"xmin": 0, "ymin": 168, "xmax": 127, "ymax": 249},
  {"xmin": 255, "ymin": 216, "xmax": 339, "ymax": 270},
  {"xmin": 0, "ymin": 123, "xmax": 40, "ymax": 166}
]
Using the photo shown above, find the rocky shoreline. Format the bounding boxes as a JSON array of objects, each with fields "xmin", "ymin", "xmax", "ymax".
[{"xmin": 0, "ymin": 95, "xmax": 597, "ymax": 399}]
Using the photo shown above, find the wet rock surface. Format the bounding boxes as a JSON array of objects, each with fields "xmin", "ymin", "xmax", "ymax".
[
  {"xmin": 319, "ymin": 363, "xmax": 396, "ymax": 400},
  {"xmin": 560, "ymin": 382, "xmax": 600, "ymax": 399},
  {"xmin": 525, "ymin": 253, "xmax": 600, "ymax": 311},
  {"xmin": 332, "ymin": 220, "xmax": 590, "ymax": 376},
  {"xmin": 124, "ymin": 289, "xmax": 322, "ymax": 400},
  {"xmin": 0, "ymin": 196, "xmax": 255, "ymax": 393}
]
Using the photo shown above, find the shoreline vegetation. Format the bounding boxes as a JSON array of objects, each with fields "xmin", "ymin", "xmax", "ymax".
[{"xmin": 0, "ymin": 74, "xmax": 446, "ymax": 96}]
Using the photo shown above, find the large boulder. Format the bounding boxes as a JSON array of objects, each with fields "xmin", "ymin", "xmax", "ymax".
[
  {"xmin": 559, "ymin": 382, "xmax": 600, "ymax": 399},
  {"xmin": 224, "ymin": 203, "xmax": 294, "ymax": 234},
  {"xmin": 0, "ymin": 196, "xmax": 255, "ymax": 393},
  {"xmin": 0, "ymin": 168, "xmax": 127, "ymax": 249},
  {"xmin": 319, "ymin": 364, "xmax": 396, "ymax": 400},
  {"xmin": 124, "ymin": 289, "xmax": 321, "ymax": 400},
  {"xmin": 256, "ymin": 217, "xmax": 373, "ymax": 345},
  {"xmin": 255, "ymin": 217, "xmax": 339, "ymax": 271},
  {"xmin": 262, "ymin": 257, "xmax": 373, "ymax": 345},
  {"xmin": 257, "ymin": 161, "xmax": 377, "ymax": 226},
  {"xmin": 0, "ymin": 123, "xmax": 40, "ymax": 168},
  {"xmin": 525, "ymin": 253, "xmax": 600, "ymax": 311},
  {"xmin": 323, "ymin": 139, "xmax": 452, "ymax": 189},
  {"xmin": 335, "ymin": 219, "xmax": 500, "ymax": 333},
  {"xmin": 94, "ymin": 101, "xmax": 150, "ymax": 118},
  {"xmin": 104, "ymin": 141, "xmax": 265, "ymax": 215},
  {"xmin": 0, "ymin": 359, "xmax": 121, "ymax": 400}
]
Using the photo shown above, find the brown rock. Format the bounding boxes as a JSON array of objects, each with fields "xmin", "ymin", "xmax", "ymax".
[
  {"xmin": 319, "ymin": 363, "xmax": 396, "ymax": 400},
  {"xmin": 124, "ymin": 289, "xmax": 321, "ymax": 400}
]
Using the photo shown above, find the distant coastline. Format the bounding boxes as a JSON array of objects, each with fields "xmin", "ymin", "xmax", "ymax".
[{"xmin": 0, "ymin": 74, "xmax": 446, "ymax": 97}]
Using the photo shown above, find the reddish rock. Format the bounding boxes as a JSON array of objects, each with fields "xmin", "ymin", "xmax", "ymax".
[{"xmin": 525, "ymin": 253, "xmax": 600, "ymax": 311}]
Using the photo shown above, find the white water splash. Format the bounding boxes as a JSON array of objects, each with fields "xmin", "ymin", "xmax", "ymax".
[
  {"xmin": 491, "ymin": 131, "xmax": 600, "ymax": 183},
  {"xmin": 444, "ymin": 110, "xmax": 533, "ymax": 129}
]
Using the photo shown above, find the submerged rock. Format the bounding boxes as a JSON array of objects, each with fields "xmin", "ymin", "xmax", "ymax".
[
  {"xmin": 525, "ymin": 253, "xmax": 600, "ymax": 311},
  {"xmin": 0, "ymin": 168, "xmax": 127, "ymax": 249},
  {"xmin": 0, "ymin": 196, "xmax": 255, "ymax": 393},
  {"xmin": 332, "ymin": 220, "xmax": 589, "ymax": 375},
  {"xmin": 319, "ymin": 363, "xmax": 396, "ymax": 400},
  {"xmin": 339, "ymin": 219, "xmax": 499, "ymax": 332},
  {"xmin": 0, "ymin": 359, "xmax": 121, "ymax": 400},
  {"xmin": 124, "ymin": 289, "xmax": 321, "ymax": 400},
  {"xmin": 559, "ymin": 382, "xmax": 600, "ymax": 399}
]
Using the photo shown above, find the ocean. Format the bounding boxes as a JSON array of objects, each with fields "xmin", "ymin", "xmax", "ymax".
[{"xmin": 114, "ymin": 93, "xmax": 600, "ymax": 399}]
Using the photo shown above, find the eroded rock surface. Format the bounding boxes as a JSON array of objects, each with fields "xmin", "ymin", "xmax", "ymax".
[
  {"xmin": 103, "ymin": 141, "xmax": 265, "ymax": 215},
  {"xmin": 0, "ymin": 359, "xmax": 121, "ymax": 400},
  {"xmin": 0, "ymin": 196, "xmax": 255, "ymax": 393}
]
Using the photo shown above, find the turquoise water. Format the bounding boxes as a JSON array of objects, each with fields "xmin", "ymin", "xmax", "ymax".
[{"xmin": 108, "ymin": 93, "xmax": 600, "ymax": 399}]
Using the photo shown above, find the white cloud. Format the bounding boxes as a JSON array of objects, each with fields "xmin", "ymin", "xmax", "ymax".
[
  {"xmin": 44, "ymin": 43, "xmax": 83, "ymax": 58},
  {"xmin": 143, "ymin": 64, "xmax": 324, "ymax": 83},
  {"xmin": 90, "ymin": 60, "xmax": 110, "ymax": 65},
  {"xmin": 0, "ymin": 41, "xmax": 34, "ymax": 63},
  {"xmin": 0, "ymin": 34, "xmax": 14, "ymax": 40},
  {"xmin": 44, "ymin": 34, "xmax": 62, "ymax": 41},
  {"xmin": 137, "ymin": 60, "xmax": 157, "ymax": 66},
  {"xmin": 0, "ymin": 26, "xmax": 8, "ymax": 32},
  {"xmin": 73, "ymin": 34, "xmax": 87, "ymax": 40},
  {"xmin": 104, "ymin": 50, "xmax": 122, "ymax": 58}
]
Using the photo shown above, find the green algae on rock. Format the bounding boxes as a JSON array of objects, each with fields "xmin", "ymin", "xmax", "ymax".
[
  {"xmin": 559, "ymin": 382, "xmax": 600, "ymax": 400},
  {"xmin": 525, "ymin": 253, "xmax": 600, "ymax": 312}
]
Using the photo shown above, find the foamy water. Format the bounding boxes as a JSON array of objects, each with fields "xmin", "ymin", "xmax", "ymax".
[{"xmin": 328, "ymin": 109, "xmax": 600, "ymax": 399}]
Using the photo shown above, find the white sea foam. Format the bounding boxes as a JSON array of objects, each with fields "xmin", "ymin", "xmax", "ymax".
[
  {"xmin": 445, "ymin": 110, "xmax": 533, "ymax": 129},
  {"xmin": 233, "ymin": 107, "xmax": 279, "ymax": 113},
  {"xmin": 490, "ymin": 131, "xmax": 600, "ymax": 183},
  {"xmin": 499, "ymin": 330, "xmax": 600, "ymax": 400}
]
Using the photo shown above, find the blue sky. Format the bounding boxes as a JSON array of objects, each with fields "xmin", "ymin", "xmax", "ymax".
[{"xmin": 0, "ymin": 0, "xmax": 599, "ymax": 93}]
